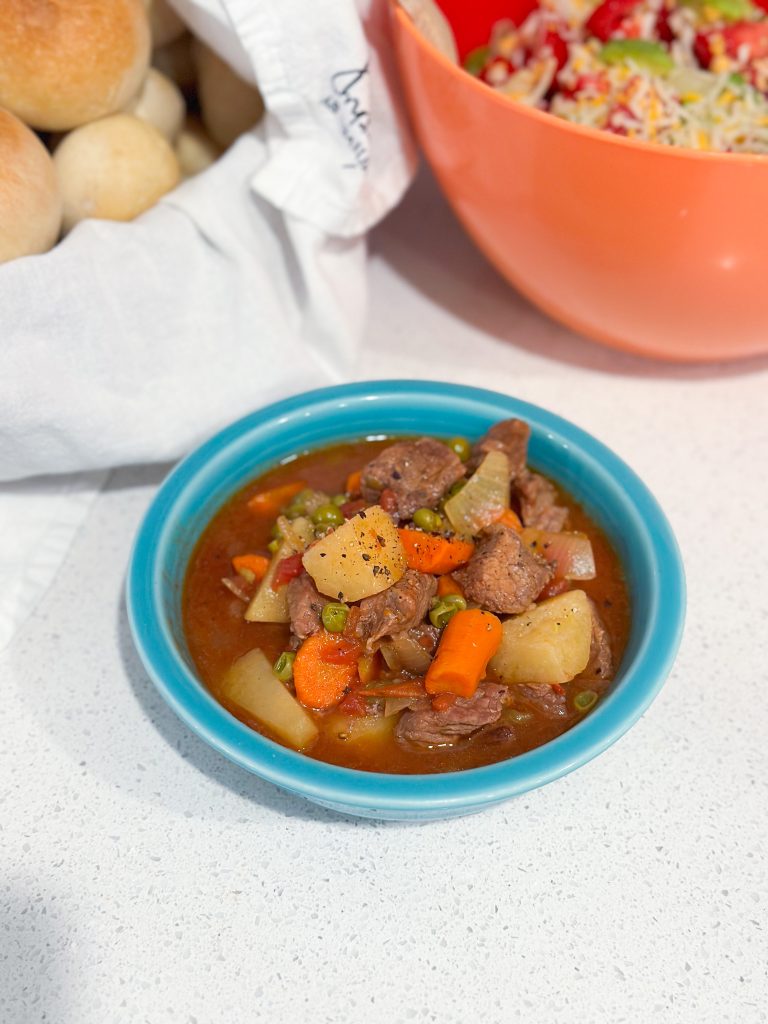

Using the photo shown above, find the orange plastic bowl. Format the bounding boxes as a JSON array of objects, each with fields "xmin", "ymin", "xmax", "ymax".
[{"xmin": 391, "ymin": 0, "xmax": 768, "ymax": 361}]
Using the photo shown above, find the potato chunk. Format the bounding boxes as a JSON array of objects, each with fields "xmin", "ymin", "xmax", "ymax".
[
  {"xmin": 244, "ymin": 516, "xmax": 313, "ymax": 623},
  {"xmin": 488, "ymin": 590, "xmax": 593, "ymax": 686},
  {"xmin": 221, "ymin": 649, "xmax": 319, "ymax": 750},
  {"xmin": 302, "ymin": 505, "xmax": 406, "ymax": 602}
]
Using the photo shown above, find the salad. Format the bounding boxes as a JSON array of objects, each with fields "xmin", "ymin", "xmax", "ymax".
[{"xmin": 466, "ymin": 0, "xmax": 768, "ymax": 152}]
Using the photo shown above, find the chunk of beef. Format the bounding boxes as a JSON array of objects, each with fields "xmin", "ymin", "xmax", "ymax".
[
  {"xmin": 287, "ymin": 573, "xmax": 325, "ymax": 640},
  {"xmin": 514, "ymin": 683, "xmax": 568, "ymax": 719},
  {"xmin": 453, "ymin": 523, "xmax": 553, "ymax": 614},
  {"xmin": 360, "ymin": 438, "xmax": 465, "ymax": 519},
  {"xmin": 353, "ymin": 569, "xmax": 437, "ymax": 646},
  {"xmin": 470, "ymin": 418, "xmax": 530, "ymax": 477},
  {"xmin": 580, "ymin": 600, "xmax": 614, "ymax": 683},
  {"xmin": 396, "ymin": 682, "xmax": 508, "ymax": 747},
  {"xmin": 514, "ymin": 471, "xmax": 569, "ymax": 533}
]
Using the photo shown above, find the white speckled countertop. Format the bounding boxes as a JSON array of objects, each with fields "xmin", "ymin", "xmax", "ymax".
[{"xmin": 2, "ymin": 171, "xmax": 767, "ymax": 1024}]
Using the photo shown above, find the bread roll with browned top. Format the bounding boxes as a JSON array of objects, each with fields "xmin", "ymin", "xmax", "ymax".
[
  {"xmin": 54, "ymin": 114, "xmax": 180, "ymax": 232},
  {"xmin": 0, "ymin": 108, "xmax": 62, "ymax": 263},
  {"xmin": 0, "ymin": 0, "xmax": 151, "ymax": 131}
]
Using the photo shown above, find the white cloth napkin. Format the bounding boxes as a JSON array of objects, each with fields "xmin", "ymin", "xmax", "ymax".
[{"xmin": 0, "ymin": 0, "xmax": 417, "ymax": 649}]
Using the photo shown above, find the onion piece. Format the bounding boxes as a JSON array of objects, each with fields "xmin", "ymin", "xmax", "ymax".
[
  {"xmin": 276, "ymin": 514, "xmax": 314, "ymax": 552},
  {"xmin": 380, "ymin": 634, "xmax": 433, "ymax": 674},
  {"xmin": 521, "ymin": 528, "xmax": 596, "ymax": 580},
  {"xmin": 383, "ymin": 697, "xmax": 415, "ymax": 718},
  {"xmin": 443, "ymin": 450, "xmax": 510, "ymax": 537}
]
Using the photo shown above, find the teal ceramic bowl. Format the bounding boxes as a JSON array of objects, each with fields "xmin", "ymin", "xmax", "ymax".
[{"xmin": 127, "ymin": 381, "xmax": 685, "ymax": 820}]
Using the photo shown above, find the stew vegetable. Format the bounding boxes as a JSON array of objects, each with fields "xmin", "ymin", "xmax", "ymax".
[{"xmin": 184, "ymin": 420, "xmax": 630, "ymax": 774}]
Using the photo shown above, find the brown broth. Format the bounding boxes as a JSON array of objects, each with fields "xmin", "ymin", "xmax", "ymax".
[{"xmin": 183, "ymin": 439, "xmax": 631, "ymax": 774}]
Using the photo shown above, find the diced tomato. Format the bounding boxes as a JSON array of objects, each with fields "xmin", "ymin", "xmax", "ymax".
[
  {"xmin": 693, "ymin": 32, "xmax": 712, "ymax": 68},
  {"xmin": 695, "ymin": 22, "xmax": 768, "ymax": 68},
  {"xmin": 753, "ymin": 0, "xmax": 768, "ymax": 12},
  {"xmin": 543, "ymin": 29, "xmax": 569, "ymax": 71},
  {"xmin": 323, "ymin": 637, "xmax": 363, "ymax": 665},
  {"xmin": 337, "ymin": 691, "xmax": 369, "ymax": 717},
  {"xmin": 379, "ymin": 488, "xmax": 398, "ymax": 516},
  {"xmin": 340, "ymin": 498, "xmax": 366, "ymax": 519},
  {"xmin": 271, "ymin": 551, "xmax": 304, "ymax": 589},
  {"xmin": 656, "ymin": 7, "xmax": 674, "ymax": 44},
  {"xmin": 585, "ymin": 0, "xmax": 640, "ymax": 42}
]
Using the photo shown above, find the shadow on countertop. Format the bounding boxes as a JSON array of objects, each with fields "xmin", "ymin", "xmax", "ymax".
[
  {"xmin": 371, "ymin": 166, "xmax": 768, "ymax": 381},
  {"xmin": 115, "ymin": 593, "xmax": 416, "ymax": 829}
]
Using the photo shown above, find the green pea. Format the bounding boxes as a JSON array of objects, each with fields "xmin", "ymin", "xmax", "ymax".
[
  {"xmin": 270, "ymin": 522, "xmax": 283, "ymax": 540},
  {"xmin": 284, "ymin": 501, "xmax": 304, "ymax": 519},
  {"xmin": 267, "ymin": 538, "xmax": 280, "ymax": 555},
  {"xmin": 413, "ymin": 507, "xmax": 443, "ymax": 532},
  {"xmin": 429, "ymin": 596, "xmax": 466, "ymax": 629},
  {"xmin": 331, "ymin": 493, "xmax": 348, "ymax": 507},
  {"xmin": 322, "ymin": 602, "xmax": 349, "ymax": 633},
  {"xmin": 273, "ymin": 651, "xmax": 296, "ymax": 682},
  {"xmin": 447, "ymin": 436, "xmax": 471, "ymax": 462},
  {"xmin": 312, "ymin": 503, "xmax": 345, "ymax": 528},
  {"xmin": 574, "ymin": 689, "xmax": 599, "ymax": 713}
]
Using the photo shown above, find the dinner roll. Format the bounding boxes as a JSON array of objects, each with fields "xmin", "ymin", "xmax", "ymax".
[
  {"xmin": 192, "ymin": 40, "xmax": 265, "ymax": 149},
  {"xmin": 126, "ymin": 69, "xmax": 185, "ymax": 141},
  {"xmin": 0, "ymin": 108, "xmax": 62, "ymax": 263},
  {"xmin": 175, "ymin": 117, "xmax": 222, "ymax": 178},
  {"xmin": 0, "ymin": 0, "xmax": 151, "ymax": 132},
  {"xmin": 147, "ymin": 0, "xmax": 185, "ymax": 48},
  {"xmin": 54, "ymin": 114, "xmax": 180, "ymax": 232},
  {"xmin": 152, "ymin": 33, "xmax": 197, "ymax": 91}
]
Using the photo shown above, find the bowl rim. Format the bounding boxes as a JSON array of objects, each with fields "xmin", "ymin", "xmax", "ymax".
[
  {"xmin": 127, "ymin": 380, "xmax": 686, "ymax": 813},
  {"xmin": 392, "ymin": 1, "xmax": 768, "ymax": 168}
]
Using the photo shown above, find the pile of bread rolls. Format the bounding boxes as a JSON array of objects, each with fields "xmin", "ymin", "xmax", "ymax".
[{"xmin": 0, "ymin": 0, "xmax": 264, "ymax": 264}]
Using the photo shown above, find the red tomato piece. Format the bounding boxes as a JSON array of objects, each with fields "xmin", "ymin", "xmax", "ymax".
[
  {"xmin": 585, "ymin": 0, "xmax": 640, "ymax": 41},
  {"xmin": 695, "ymin": 22, "xmax": 768, "ymax": 67},
  {"xmin": 271, "ymin": 551, "xmax": 304, "ymax": 589},
  {"xmin": 544, "ymin": 29, "xmax": 569, "ymax": 71},
  {"xmin": 323, "ymin": 637, "xmax": 363, "ymax": 665}
]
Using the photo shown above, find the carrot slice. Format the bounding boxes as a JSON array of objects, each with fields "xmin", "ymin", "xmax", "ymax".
[
  {"xmin": 232, "ymin": 553, "xmax": 270, "ymax": 583},
  {"xmin": 425, "ymin": 609, "xmax": 503, "ymax": 699},
  {"xmin": 247, "ymin": 480, "xmax": 307, "ymax": 516},
  {"xmin": 398, "ymin": 529, "xmax": 475, "ymax": 575},
  {"xmin": 437, "ymin": 574, "xmax": 465, "ymax": 599},
  {"xmin": 496, "ymin": 508, "xmax": 523, "ymax": 532},
  {"xmin": 346, "ymin": 470, "xmax": 362, "ymax": 496},
  {"xmin": 293, "ymin": 631, "xmax": 360, "ymax": 710}
]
